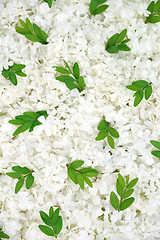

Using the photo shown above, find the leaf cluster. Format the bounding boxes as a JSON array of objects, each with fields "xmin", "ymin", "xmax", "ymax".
[
  {"xmin": 43, "ymin": 0, "xmax": 56, "ymax": 8},
  {"xmin": 53, "ymin": 60, "xmax": 85, "ymax": 92},
  {"xmin": 2, "ymin": 64, "xmax": 27, "ymax": 86},
  {"xmin": 126, "ymin": 80, "xmax": 152, "ymax": 107},
  {"xmin": 39, "ymin": 206, "xmax": 63, "ymax": 238},
  {"xmin": 0, "ymin": 228, "xmax": 9, "ymax": 240},
  {"xmin": 150, "ymin": 140, "xmax": 160, "ymax": 158},
  {"xmin": 6, "ymin": 166, "xmax": 34, "ymax": 193},
  {"xmin": 106, "ymin": 29, "xmax": 130, "ymax": 54},
  {"xmin": 146, "ymin": 0, "xmax": 160, "ymax": 23},
  {"xmin": 110, "ymin": 174, "xmax": 138, "ymax": 211},
  {"xmin": 9, "ymin": 110, "xmax": 48, "ymax": 136},
  {"xmin": 16, "ymin": 18, "xmax": 49, "ymax": 45},
  {"xmin": 67, "ymin": 160, "xmax": 98, "ymax": 189},
  {"xmin": 95, "ymin": 119, "xmax": 119, "ymax": 149},
  {"xmin": 89, "ymin": 0, "xmax": 109, "ymax": 16}
]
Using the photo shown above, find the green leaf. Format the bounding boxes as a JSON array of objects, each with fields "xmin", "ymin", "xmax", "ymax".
[
  {"xmin": 23, "ymin": 111, "xmax": 40, "ymax": 119},
  {"xmin": 26, "ymin": 174, "xmax": 34, "ymax": 189},
  {"xmin": 107, "ymin": 135, "xmax": 114, "ymax": 149},
  {"xmin": 127, "ymin": 178, "xmax": 138, "ymax": 189},
  {"xmin": 2, "ymin": 69, "xmax": 9, "ymax": 79},
  {"xmin": 116, "ymin": 29, "xmax": 127, "ymax": 44},
  {"xmin": 126, "ymin": 85, "xmax": 141, "ymax": 91},
  {"xmin": 73, "ymin": 62, "xmax": 80, "ymax": 79},
  {"xmin": 89, "ymin": 0, "xmax": 98, "ymax": 15},
  {"xmin": 63, "ymin": 60, "xmax": 72, "ymax": 73},
  {"xmin": 70, "ymin": 160, "xmax": 84, "ymax": 169},
  {"xmin": 44, "ymin": 0, "xmax": 53, "ymax": 8},
  {"xmin": 126, "ymin": 175, "xmax": 129, "ymax": 185},
  {"xmin": 76, "ymin": 172, "xmax": 84, "ymax": 189},
  {"xmin": 117, "ymin": 44, "xmax": 130, "ymax": 51},
  {"xmin": 56, "ymin": 75, "xmax": 75, "ymax": 83},
  {"xmin": 49, "ymin": 206, "xmax": 54, "ymax": 219},
  {"xmin": 150, "ymin": 140, "xmax": 160, "ymax": 150},
  {"xmin": 109, "ymin": 127, "xmax": 119, "ymax": 138},
  {"xmin": 15, "ymin": 70, "xmax": 27, "ymax": 77},
  {"xmin": 134, "ymin": 91, "xmax": 143, "ymax": 107},
  {"xmin": 118, "ymin": 174, "xmax": 125, "ymax": 188},
  {"xmin": 37, "ymin": 111, "xmax": 48, "ymax": 119},
  {"xmin": 19, "ymin": 19, "xmax": 27, "ymax": 29},
  {"xmin": 10, "ymin": 64, "xmax": 26, "ymax": 71},
  {"xmin": 64, "ymin": 79, "xmax": 79, "ymax": 91},
  {"xmin": 132, "ymin": 80, "xmax": 148, "ymax": 88},
  {"xmin": 95, "ymin": 129, "xmax": 108, "ymax": 141},
  {"xmin": 106, "ymin": 33, "xmax": 119, "ymax": 48},
  {"xmin": 145, "ymin": 84, "xmax": 152, "ymax": 100},
  {"xmin": 12, "ymin": 166, "xmax": 31, "ymax": 174},
  {"xmin": 146, "ymin": 15, "xmax": 160, "ymax": 23},
  {"xmin": 151, "ymin": 150, "xmax": 160, "ymax": 158},
  {"xmin": 25, "ymin": 33, "xmax": 39, "ymax": 42},
  {"xmin": 154, "ymin": 0, "xmax": 160, "ymax": 12},
  {"xmin": 98, "ymin": 0, "xmax": 107, "ymax": 4},
  {"xmin": 0, "ymin": 231, "xmax": 9, "ymax": 239},
  {"xmin": 110, "ymin": 191, "xmax": 119, "ymax": 210},
  {"xmin": 83, "ymin": 176, "xmax": 93, "ymax": 187},
  {"xmin": 6, "ymin": 172, "xmax": 22, "ymax": 179},
  {"xmin": 116, "ymin": 179, "xmax": 124, "ymax": 197},
  {"xmin": 29, "ymin": 120, "xmax": 42, "ymax": 132},
  {"xmin": 77, "ymin": 76, "xmax": 85, "ymax": 91},
  {"xmin": 147, "ymin": 1, "xmax": 155, "ymax": 13},
  {"xmin": 97, "ymin": 120, "xmax": 109, "ymax": 130},
  {"xmin": 94, "ymin": 5, "xmax": 109, "ymax": 15},
  {"xmin": 33, "ymin": 24, "xmax": 43, "ymax": 40},
  {"xmin": 15, "ymin": 178, "xmax": 24, "ymax": 193},
  {"xmin": 38, "ymin": 225, "xmax": 54, "ymax": 236},
  {"xmin": 51, "ymin": 208, "xmax": 59, "ymax": 226},
  {"xmin": 123, "ymin": 189, "xmax": 134, "ymax": 198},
  {"xmin": 67, "ymin": 167, "xmax": 78, "ymax": 184},
  {"xmin": 40, "ymin": 211, "xmax": 51, "ymax": 226},
  {"xmin": 121, "ymin": 39, "xmax": 130, "ymax": 44},
  {"xmin": 9, "ymin": 72, "xmax": 17, "ymax": 85},
  {"xmin": 106, "ymin": 46, "xmax": 119, "ymax": 54},
  {"xmin": 26, "ymin": 18, "xmax": 33, "ymax": 32},
  {"xmin": 119, "ymin": 197, "xmax": 135, "ymax": 211},
  {"xmin": 9, "ymin": 119, "xmax": 25, "ymax": 125},
  {"xmin": 79, "ymin": 168, "xmax": 98, "ymax": 177},
  {"xmin": 53, "ymin": 67, "xmax": 70, "ymax": 74},
  {"xmin": 16, "ymin": 27, "xmax": 28, "ymax": 35},
  {"xmin": 54, "ymin": 216, "xmax": 63, "ymax": 236},
  {"xmin": 13, "ymin": 121, "xmax": 33, "ymax": 136}
]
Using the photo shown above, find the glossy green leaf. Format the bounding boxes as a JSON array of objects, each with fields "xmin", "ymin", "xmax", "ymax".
[
  {"xmin": 38, "ymin": 225, "xmax": 54, "ymax": 236},
  {"xmin": 10, "ymin": 64, "xmax": 26, "ymax": 71},
  {"xmin": 70, "ymin": 160, "xmax": 84, "ymax": 169},
  {"xmin": 95, "ymin": 129, "xmax": 108, "ymax": 141},
  {"xmin": 132, "ymin": 80, "xmax": 148, "ymax": 88},
  {"xmin": 73, "ymin": 62, "xmax": 80, "ymax": 79},
  {"xmin": 0, "ymin": 231, "xmax": 9, "ymax": 239},
  {"xmin": 12, "ymin": 166, "xmax": 31, "ymax": 174},
  {"xmin": 89, "ymin": 0, "xmax": 98, "ymax": 15},
  {"xmin": 119, "ymin": 197, "xmax": 135, "ymax": 211},
  {"xmin": 16, "ymin": 27, "xmax": 27, "ymax": 35},
  {"xmin": 77, "ymin": 76, "xmax": 85, "ymax": 91},
  {"xmin": 64, "ymin": 79, "xmax": 79, "ymax": 91},
  {"xmin": 15, "ymin": 178, "xmax": 24, "ymax": 193},
  {"xmin": 145, "ymin": 84, "xmax": 152, "ymax": 100},
  {"xmin": 40, "ymin": 211, "xmax": 51, "ymax": 226},
  {"xmin": 97, "ymin": 119, "xmax": 109, "ymax": 130},
  {"xmin": 44, "ymin": 0, "xmax": 53, "ymax": 8},
  {"xmin": 116, "ymin": 29, "xmax": 127, "ymax": 44},
  {"xmin": 126, "ymin": 85, "xmax": 141, "ymax": 91},
  {"xmin": 79, "ymin": 168, "xmax": 98, "ymax": 177},
  {"xmin": 76, "ymin": 172, "xmax": 84, "ymax": 189},
  {"xmin": 56, "ymin": 75, "xmax": 75, "ymax": 83},
  {"xmin": 26, "ymin": 174, "xmax": 34, "ymax": 189},
  {"xmin": 134, "ymin": 91, "xmax": 143, "ymax": 107},
  {"xmin": 13, "ymin": 121, "xmax": 33, "ymax": 136},
  {"xmin": 51, "ymin": 208, "xmax": 59, "ymax": 226},
  {"xmin": 106, "ymin": 45, "xmax": 119, "ymax": 54},
  {"xmin": 147, "ymin": 1, "xmax": 155, "ymax": 13},
  {"xmin": 110, "ymin": 191, "xmax": 119, "ymax": 210},
  {"xmin": 150, "ymin": 140, "xmax": 160, "ymax": 149},
  {"xmin": 53, "ymin": 67, "xmax": 70, "ymax": 74},
  {"xmin": 25, "ymin": 33, "xmax": 39, "ymax": 42},
  {"xmin": 116, "ymin": 179, "xmax": 124, "ymax": 197},
  {"xmin": 26, "ymin": 18, "xmax": 33, "ymax": 32},
  {"xmin": 9, "ymin": 72, "xmax": 17, "ymax": 85},
  {"xmin": 151, "ymin": 150, "xmax": 160, "ymax": 158},
  {"xmin": 9, "ymin": 119, "xmax": 25, "ymax": 125},
  {"xmin": 94, "ymin": 5, "xmax": 109, "ymax": 15},
  {"xmin": 123, "ymin": 189, "xmax": 134, "ymax": 198},
  {"xmin": 118, "ymin": 174, "xmax": 125, "ymax": 188},
  {"xmin": 117, "ymin": 44, "xmax": 130, "ymax": 51},
  {"xmin": 67, "ymin": 167, "xmax": 78, "ymax": 184},
  {"xmin": 83, "ymin": 176, "xmax": 93, "ymax": 187},
  {"xmin": 54, "ymin": 216, "xmax": 63, "ymax": 236},
  {"xmin": 109, "ymin": 127, "xmax": 119, "ymax": 138},
  {"xmin": 63, "ymin": 60, "xmax": 72, "ymax": 72},
  {"xmin": 107, "ymin": 135, "xmax": 114, "ymax": 149},
  {"xmin": 15, "ymin": 70, "xmax": 27, "ymax": 77},
  {"xmin": 127, "ymin": 178, "xmax": 138, "ymax": 189},
  {"xmin": 49, "ymin": 206, "xmax": 54, "ymax": 219},
  {"xmin": 2, "ymin": 69, "xmax": 9, "ymax": 79},
  {"xmin": 6, "ymin": 172, "xmax": 22, "ymax": 179},
  {"xmin": 106, "ymin": 33, "xmax": 119, "ymax": 48}
]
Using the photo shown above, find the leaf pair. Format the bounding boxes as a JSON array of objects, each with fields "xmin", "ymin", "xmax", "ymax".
[
  {"xmin": 43, "ymin": 0, "xmax": 56, "ymax": 8},
  {"xmin": 9, "ymin": 111, "xmax": 48, "ymax": 136},
  {"xmin": 95, "ymin": 119, "xmax": 119, "ymax": 149},
  {"xmin": 6, "ymin": 166, "xmax": 34, "ymax": 193},
  {"xmin": 39, "ymin": 207, "xmax": 63, "ymax": 238},
  {"xmin": 67, "ymin": 160, "xmax": 98, "ymax": 189},
  {"xmin": 89, "ymin": 0, "xmax": 109, "ymax": 15},
  {"xmin": 146, "ymin": 0, "xmax": 160, "ymax": 23},
  {"xmin": 106, "ymin": 29, "xmax": 130, "ymax": 54},
  {"xmin": 16, "ymin": 18, "xmax": 49, "ymax": 45},
  {"xmin": 53, "ymin": 60, "xmax": 85, "ymax": 92},
  {"xmin": 126, "ymin": 80, "xmax": 152, "ymax": 107},
  {"xmin": 0, "ymin": 228, "xmax": 9, "ymax": 240},
  {"xmin": 150, "ymin": 140, "xmax": 160, "ymax": 158},
  {"xmin": 110, "ymin": 174, "xmax": 138, "ymax": 211},
  {"xmin": 2, "ymin": 64, "xmax": 27, "ymax": 86}
]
